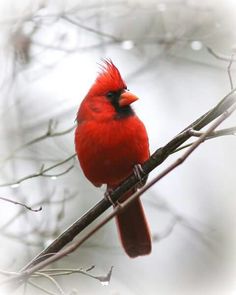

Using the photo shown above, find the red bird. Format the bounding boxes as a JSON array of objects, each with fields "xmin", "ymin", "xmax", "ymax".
[{"xmin": 75, "ymin": 60, "xmax": 151, "ymax": 258}]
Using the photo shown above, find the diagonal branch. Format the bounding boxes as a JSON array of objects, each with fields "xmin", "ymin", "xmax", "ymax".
[
  {"xmin": 2, "ymin": 90, "xmax": 235, "ymax": 292},
  {"xmin": 3, "ymin": 93, "xmax": 235, "ymax": 290},
  {"xmin": 17, "ymin": 88, "xmax": 236, "ymax": 272}
]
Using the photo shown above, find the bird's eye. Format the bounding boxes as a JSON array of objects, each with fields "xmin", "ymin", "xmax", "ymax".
[{"xmin": 107, "ymin": 91, "xmax": 116, "ymax": 99}]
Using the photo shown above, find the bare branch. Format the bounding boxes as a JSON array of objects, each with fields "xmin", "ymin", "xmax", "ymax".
[
  {"xmin": 0, "ymin": 196, "xmax": 42, "ymax": 212},
  {"xmin": 149, "ymin": 197, "xmax": 213, "ymax": 247},
  {"xmin": 35, "ymin": 266, "xmax": 113, "ymax": 285},
  {"xmin": 206, "ymin": 46, "xmax": 236, "ymax": 62},
  {"xmin": 228, "ymin": 54, "xmax": 235, "ymax": 90},
  {"xmin": 0, "ymin": 154, "xmax": 76, "ymax": 188},
  {"xmin": 188, "ymin": 126, "xmax": 236, "ymax": 138},
  {"xmin": 0, "ymin": 189, "xmax": 77, "ymax": 231},
  {"xmin": 32, "ymin": 40, "xmax": 115, "ymax": 53},
  {"xmin": 152, "ymin": 218, "xmax": 178, "ymax": 242},
  {"xmin": 12, "ymin": 89, "xmax": 235, "ymax": 275},
  {"xmin": 2, "ymin": 92, "xmax": 235, "ymax": 292},
  {"xmin": 28, "ymin": 280, "xmax": 59, "ymax": 295},
  {"xmin": 2, "ymin": 121, "xmax": 75, "ymax": 163},
  {"xmin": 34, "ymin": 272, "xmax": 65, "ymax": 295},
  {"xmin": 173, "ymin": 126, "xmax": 236, "ymax": 153},
  {"xmin": 62, "ymin": 16, "xmax": 121, "ymax": 42}
]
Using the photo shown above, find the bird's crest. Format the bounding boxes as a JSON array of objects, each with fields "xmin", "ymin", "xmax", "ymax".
[{"xmin": 89, "ymin": 59, "xmax": 127, "ymax": 95}]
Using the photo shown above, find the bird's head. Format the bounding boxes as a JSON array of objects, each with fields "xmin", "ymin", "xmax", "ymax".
[{"xmin": 78, "ymin": 60, "xmax": 139, "ymax": 122}]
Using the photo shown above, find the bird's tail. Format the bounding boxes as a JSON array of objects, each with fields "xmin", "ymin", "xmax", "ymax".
[{"xmin": 115, "ymin": 189, "xmax": 151, "ymax": 258}]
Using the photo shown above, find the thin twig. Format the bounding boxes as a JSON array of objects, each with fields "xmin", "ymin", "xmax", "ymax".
[
  {"xmin": 188, "ymin": 126, "xmax": 236, "ymax": 138},
  {"xmin": 148, "ymin": 197, "xmax": 213, "ymax": 247},
  {"xmin": 62, "ymin": 15, "xmax": 121, "ymax": 42},
  {"xmin": 152, "ymin": 218, "xmax": 178, "ymax": 242},
  {"xmin": 35, "ymin": 266, "xmax": 113, "ymax": 284},
  {"xmin": 32, "ymin": 40, "xmax": 114, "ymax": 53},
  {"xmin": 228, "ymin": 54, "xmax": 235, "ymax": 90},
  {"xmin": 0, "ymin": 190, "xmax": 77, "ymax": 231},
  {"xmin": 206, "ymin": 46, "xmax": 236, "ymax": 62},
  {"xmin": 28, "ymin": 280, "xmax": 58, "ymax": 295},
  {"xmin": 0, "ymin": 154, "xmax": 76, "ymax": 188},
  {"xmin": 174, "ymin": 126, "xmax": 236, "ymax": 153},
  {"xmin": 1, "ymin": 121, "xmax": 75, "ymax": 163},
  {"xmin": 35, "ymin": 272, "xmax": 65, "ymax": 295},
  {"xmin": 0, "ymin": 196, "xmax": 42, "ymax": 212}
]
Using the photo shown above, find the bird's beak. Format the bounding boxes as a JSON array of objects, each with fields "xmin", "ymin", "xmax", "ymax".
[{"xmin": 119, "ymin": 91, "xmax": 139, "ymax": 107}]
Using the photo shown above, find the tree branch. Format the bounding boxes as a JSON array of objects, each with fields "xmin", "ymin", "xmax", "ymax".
[
  {"xmin": 0, "ymin": 189, "xmax": 76, "ymax": 231},
  {"xmin": 3, "ymin": 94, "xmax": 235, "ymax": 291},
  {"xmin": 189, "ymin": 126, "xmax": 236, "ymax": 138},
  {"xmin": 0, "ymin": 154, "xmax": 76, "ymax": 188},
  {"xmin": 206, "ymin": 46, "xmax": 236, "ymax": 62},
  {"xmin": 0, "ymin": 196, "xmax": 42, "ymax": 212},
  {"xmin": 2, "ymin": 90, "xmax": 236, "ymax": 291},
  {"xmin": 19, "ymin": 89, "xmax": 236, "ymax": 271},
  {"xmin": 2, "ymin": 120, "xmax": 75, "ymax": 163},
  {"xmin": 62, "ymin": 15, "xmax": 121, "ymax": 42}
]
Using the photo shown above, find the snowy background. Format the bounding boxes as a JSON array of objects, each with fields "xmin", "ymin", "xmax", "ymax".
[{"xmin": 0, "ymin": 0, "xmax": 236, "ymax": 294}]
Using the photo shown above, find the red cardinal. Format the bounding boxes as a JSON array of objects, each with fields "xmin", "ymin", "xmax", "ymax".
[{"xmin": 75, "ymin": 60, "xmax": 151, "ymax": 257}]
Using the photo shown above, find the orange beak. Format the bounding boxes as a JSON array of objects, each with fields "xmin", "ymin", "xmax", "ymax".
[{"xmin": 119, "ymin": 91, "xmax": 139, "ymax": 107}]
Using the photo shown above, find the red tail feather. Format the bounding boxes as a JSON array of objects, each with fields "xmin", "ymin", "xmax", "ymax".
[{"xmin": 115, "ymin": 191, "xmax": 151, "ymax": 258}]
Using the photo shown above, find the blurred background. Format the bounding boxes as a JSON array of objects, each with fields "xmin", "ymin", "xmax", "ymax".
[{"xmin": 0, "ymin": 0, "xmax": 236, "ymax": 294}]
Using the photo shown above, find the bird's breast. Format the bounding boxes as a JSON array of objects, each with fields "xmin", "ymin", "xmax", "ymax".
[{"xmin": 75, "ymin": 116, "xmax": 149, "ymax": 187}]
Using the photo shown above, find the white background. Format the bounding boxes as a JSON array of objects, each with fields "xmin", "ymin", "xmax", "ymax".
[{"xmin": 0, "ymin": 0, "xmax": 235, "ymax": 294}]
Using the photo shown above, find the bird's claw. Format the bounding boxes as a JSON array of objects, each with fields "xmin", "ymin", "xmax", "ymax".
[
  {"xmin": 104, "ymin": 188, "xmax": 122, "ymax": 208},
  {"xmin": 133, "ymin": 164, "xmax": 144, "ymax": 181},
  {"xmin": 133, "ymin": 164, "xmax": 147, "ymax": 188}
]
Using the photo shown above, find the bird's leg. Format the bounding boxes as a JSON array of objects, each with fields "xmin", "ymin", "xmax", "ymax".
[
  {"xmin": 104, "ymin": 187, "xmax": 119, "ymax": 207},
  {"xmin": 133, "ymin": 164, "xmax": 148, "ymax": 189},
  {"xmin": 105, "ymin": 187, "xmax": 124, "ymax": 209}
]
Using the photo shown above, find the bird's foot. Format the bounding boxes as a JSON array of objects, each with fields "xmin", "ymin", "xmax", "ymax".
[
  {"xmin": 133, "ymin": 164, "xmax": 147, "ymax": 189},
  {"xmin": 104, "ymin": 188, "xmax": 118, "ymax": 207}
]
